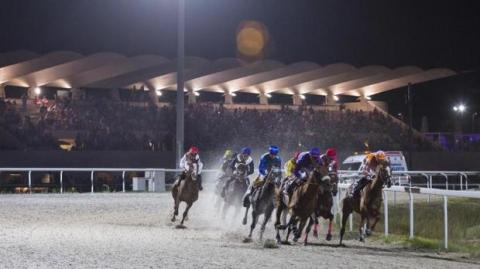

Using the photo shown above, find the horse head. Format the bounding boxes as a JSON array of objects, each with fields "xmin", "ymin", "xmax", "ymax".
[
  {"xmin": 186, "ymin": 163, "xmax": 198, "ymax": 181},
  {"xmin": 376, "ymin": 160, "xmax": 392, "ymax": 188},
  {"xmin": 312, "ymin": 164, "xmax": 331, "ymax": 186}
]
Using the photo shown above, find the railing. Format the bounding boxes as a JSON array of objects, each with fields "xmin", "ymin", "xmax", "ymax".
[
  {"xmin": 0, "ymin": 167, "xmax": 221, "ymax": 194},
  {"xmin": 338, "ymin": 170, "xmax": 480, "ymax": 191},
  {"xmin": 336, "ymin": 183, "xmax": 480, "ymax": 249}
]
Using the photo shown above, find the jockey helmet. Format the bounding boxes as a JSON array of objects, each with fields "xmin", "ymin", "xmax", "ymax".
[
  {"xmin": 189, "ymin": 146, "xmax": 199, "ymax": 154},
  {"xmin": 309, "ymin": 147, "xmax": 321, "ymax": 157},
  {"xmin": 375, "ymin": 151, "xmax": 386, "ymax": 161},
  {"xmin": 224, "ymin": 149, "xmax": 233, "ymax": 159},
  {"xmin": 241, "ymin": 147, "xmax": 252, "ymax": 155},
  {"xmin": 326, "ymin": 148, "xmax": 337, "ymax": 158},
  {"xmin": 269, "ymin": 145, "xmax": 279, "ymax": 155}
]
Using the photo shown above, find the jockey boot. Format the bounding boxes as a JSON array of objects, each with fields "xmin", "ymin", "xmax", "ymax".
[{"xmin": 197, "ymin": 174, "xmax": 203, "ymax": 191}]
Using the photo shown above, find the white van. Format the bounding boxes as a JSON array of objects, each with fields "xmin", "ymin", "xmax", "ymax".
[{"xmin": 340, "ymin": 151, "xmax": 409, "ymax": 185}]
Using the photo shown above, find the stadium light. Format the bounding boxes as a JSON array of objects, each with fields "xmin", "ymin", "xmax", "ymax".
[
  {"xmin": 194, "ymin": 91, "xmax": 200, "ymax": 96},
  {"xmin": 265, "ymin": 93, "xmax": 272, "ymax": 98},
  {"xmin": 333, "ymin": 95, "xmax": 339, "ymax": 101},
  {"xmin": 34, "ymin": 87, "xmax": 41, "ymax": 95},
  {"xmin": 230, "ymin": 92, "xmax": 237, "ymax": 97},
  {"xmin": 299, "ymin": 94, "xmax": 306, "ymax": 100},
  {"xmin": 156, "ymin": 90, "xmax": 162, "ymax": 96},
  {"xmin": 365, "ymin": 95, "xmax": 372, "ymax": 100},
  {"xmin": 453, "ymin": 104, "xmax": 466, "ymax": 114}
]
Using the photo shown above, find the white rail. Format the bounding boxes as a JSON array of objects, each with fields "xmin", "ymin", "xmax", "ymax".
[{"xmin": 337, "ymin": 183, "xmax": 480, "ymax": 249}]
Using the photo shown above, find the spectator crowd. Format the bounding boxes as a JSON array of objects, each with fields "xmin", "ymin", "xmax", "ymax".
[{"xmin": 1, "ymin": 97, "xmax": 443, "ymax": 152}]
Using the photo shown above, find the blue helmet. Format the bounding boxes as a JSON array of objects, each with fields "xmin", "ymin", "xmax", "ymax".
[
  {"xmin": 309, "ymin": 147, "xmax": 321, "ymax": 157},
  {"xmin": 269, "ymin": 145, "xmax": 279, "ymax": 155},
  {"xmin": 241, "ymin": 147, "xmax": 252, "ymax": 155}
]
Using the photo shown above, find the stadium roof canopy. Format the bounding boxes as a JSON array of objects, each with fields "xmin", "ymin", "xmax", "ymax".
[{"xmin": 0, "ymin": 51, "xmax": 456, "ymax": 99}]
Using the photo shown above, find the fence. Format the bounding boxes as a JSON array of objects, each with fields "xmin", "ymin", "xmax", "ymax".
[
  {"xmin": 1, "ymin": 167, "xmax": 480, "ymax": 249},
  {"xmin": 336, "ymin": 183, "xmax": 480, "ymax": 249}
]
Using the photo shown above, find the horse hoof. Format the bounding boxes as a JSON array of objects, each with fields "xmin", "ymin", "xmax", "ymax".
[
  {"xmin": 366, "ymin": 229, "xmax": 372, "ymax": 236},
  {"xmin": 175, "ymin": 224, "xmax": 186, "ymax": 229},
  {"xmin": 359, "ymin": 237, "xmax": 365, "ymax": 243},
  {"xmin": 339, "ymin": 243, "xmax": 346, "ymax": 247},
  {"xmin": 326, "ymin": 234, "xmax": 332, "ymax": 241},
  {"xmin": 171, "ymin": 217, "xmax": 176, "ymax": 222},
  {"xmin": 242, "ymin": 237, "xmax": 252, "ymax": 243},
  {"xmin": 293, "ymin": 237, "xmax": 299, "ymax": 243},
  {"xmin": 281, "ymin": 241, "xmax": 291, "ymax": 245},
  {"xmin": 242, "ymin": 218, "xmax": 247, "ymax": 225},
  {"xmin": 313, "ymin": 231, "xmax": 319, "ymax": 238}
]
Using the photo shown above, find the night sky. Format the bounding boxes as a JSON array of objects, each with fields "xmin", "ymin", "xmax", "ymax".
[{"xmin": 1, "ymin": 0, "xmax": 479, "ymax": 131}]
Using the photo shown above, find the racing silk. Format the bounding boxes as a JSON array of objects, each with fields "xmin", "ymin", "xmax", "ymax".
[
  {"xmin": 258, "ymin": 153, "xmax": 282, "ymax": 176},
  {"xmin": 320, "ymin": 154, "xmax": 338, "ymax": 173},
  {"xmin": 294, "ymin": 151, "xmax": 321, "ymax": 178},
  {"xmin": 230, "ymin": 154, "xmax": 255, "ymax": 176},
  {"xmin": 180, "ymin": 153, "xmax": 204, "ymax": 175},
  {"xmin": 284, "ymin": 158, "xmax": 296, "ymax": 178},
  {"xmin": 361, "ymin": 159, "xmax": 376, "ymax": 179},
  {"xmin": 220, "ymin": 156, "xmax": 235, "ymax": 173}
]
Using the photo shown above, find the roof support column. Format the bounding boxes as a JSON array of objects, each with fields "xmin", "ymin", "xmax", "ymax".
[
  {"xmin": 293, "ymin": 94, "xmax": 303, "ymax": 106},
  {"xmin": 27, "ymin": 87, "xmax": 37, "ymax": 99},
  {"xmin": 187, "ymin": 89, "xmax": 197, "ymax": 104},
  {"xmin": 259, "ymin": 93, "xmax": 269, "ymax": 105},
  {"xmin": 0, "ymin": 84, "xmax": 5, "ymax": 98},
  {"xmin": 224, "ymin": 93, "xmax": 233, "ymax": 104},
  {"xmin": 325, "ymin": 94, "xmax": 336, "ymax": 105}
]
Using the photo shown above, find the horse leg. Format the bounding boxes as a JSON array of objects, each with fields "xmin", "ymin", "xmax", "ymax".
[
  {"xmin": 326, "ymin": 212, "xmax": 334, "ymax": 241},
  {"xmin": 304, "ymin": 217, "xmax": 315, "ymax": 246},
  {"xmin": 294, "ymin": 218, "xmax": 307, "ymax": 243},
  {"xmin": 221, "ymin": 200, "xmax": 228, "ymax": 220},
  {"xmin": 358, "ymin": 215, "xmax": 366, "ymax": 242},
  {"xmin": 274, "ymin": 202, "xmax": 284, "ymax": 228},
  {"xmin": 312, "ymin": 214, "xmax": 319, "ymax": 238},
  {"xmin": 369, "ymin": 211, "xmax": 381, "ymax": 234},
  {"xmin": 260, "ymin": 206, "xmax": 274, "ymax": 241},
  {"xmin": 284, "ymin": 215, "xmax": 296, "ymax": 244},
  {"xmin": 248, "ymin": 210, "xmax": 259, "ymax": 239},
  {"xmin": 339, "ymin": 201, "xmax": 352, "ymax": 246},
  {"xmin": 180, "ymin": 202, "xmax": 193, "ymax": 226},
  {"xmin": 242, "ymin": 205, "xmax": 249, "ymax": 225},
  {"xmin": 171, "ymin": 196, "xmax": 180, "ymax": 222}
]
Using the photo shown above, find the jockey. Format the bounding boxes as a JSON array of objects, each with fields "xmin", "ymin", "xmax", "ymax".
[
  {"xmin": 293, "ymin": 147, "xmax": 322, "ymax": 182},
  {"xmin": 221, "ymin": 147, "xmax": 254, "ymax": 197},
  {"xmin": 285, "ymin": 147, "xmax": 322, "ymax": 194},
  {"xmin": 284, "ymin": 151, "xmax": 301, "ymax": 179},
  {"xmin": 320, "ymin": 148, "xmax": 338, "ymax": 173},
  {"xmin": 243, "ymin": 145, "xmax": 282, "ymax": 207},
  {"xmin": 178, "ymin": 146, "xmax": 204, "ymax": 190},
  {"xmin": 219, "ymin": 149, "xmax": 235, "ymax": 176},
  {"xmin": 352, "ymin": 151, "xmax": 387, "ymax": 198}
]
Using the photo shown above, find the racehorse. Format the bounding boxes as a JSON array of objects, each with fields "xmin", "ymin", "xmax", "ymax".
[
  {"xmin": 339, "ymin": 160, "xmax": 391, "ymax": 245},
  {"xmin": 171, "ymin": 163, "xmax": 199, "ymax": 226},
  {"xmin": 244, "ymin": 168, "xmax": 279, "ymax": 241},
  {"xmin": 312, "ymin": 170, "xmax": 338, "ymax": 241},
  {"xmin": 276, "ymin": 165, "xmax": 330, "ymax": 245},
  {"xmin": 222, "ymin": 163, "xmax": 249, "ymax": 219}
]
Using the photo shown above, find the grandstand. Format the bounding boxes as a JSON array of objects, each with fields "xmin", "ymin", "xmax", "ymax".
[{"xmin": 0, "ymin": 50, "xmax": 455, "ymax": 154}]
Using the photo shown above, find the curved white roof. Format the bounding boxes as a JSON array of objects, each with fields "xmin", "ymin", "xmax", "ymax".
[{"xmin": 0, "ymin": 51, "xmax": 456, "ymax": 97}]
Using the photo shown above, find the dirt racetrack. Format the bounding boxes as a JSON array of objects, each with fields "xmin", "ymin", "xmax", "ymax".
[{"xmin": 0, "ymin": 192, "xmax": 477, "ymax": 269}]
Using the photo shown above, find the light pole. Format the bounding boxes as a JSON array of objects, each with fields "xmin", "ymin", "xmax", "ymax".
[
  {"xmin": 176, "ymin": 0, "xmax": 185, "ymax": 168},
  {"xmin": 472, "ymin": 112, "xmax": 478, "ymax": 133}
]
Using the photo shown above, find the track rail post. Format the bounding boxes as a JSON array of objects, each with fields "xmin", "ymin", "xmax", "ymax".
[
  {"xmin": 122, "ymin": 171, "xmax": 126, "ymax": 193},
  {"xmin": 90, "ymin": 171, "xmax": 94, "ymax": 193},
  {"xmin": 28, "ymin": 170, "xmax": 32, "ymax": 194},
  {"xmin": 383, "ymin": 190, "xmax": 389, "ymax": 237},
  {"xmin": 443, "ymin": 195, "xmax": 448, "ymax": 249},
  {"xmin": 60, "ymin": 171, "xmax": 63, "ymax": 194},
  {"xmin": 409, "ymin": 189, "xmax": 414, "ymax": 239}
]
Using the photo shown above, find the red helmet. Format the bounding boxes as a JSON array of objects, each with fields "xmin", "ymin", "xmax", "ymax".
[
  {"xmin": 326, "ymin": 148, "xmax": 337, "ymax": 158},
  {"xmin": 189, "ymin": 146, "xmax": 199, "ymax": 154}
]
